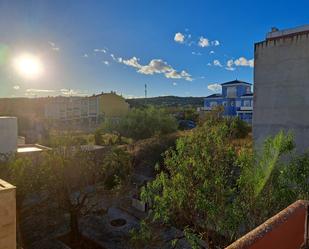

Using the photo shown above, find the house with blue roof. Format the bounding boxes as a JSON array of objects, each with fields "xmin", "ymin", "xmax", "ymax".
[{"xmin": 204, "ymin": 80, "xmax": 253, "ymax": 123}]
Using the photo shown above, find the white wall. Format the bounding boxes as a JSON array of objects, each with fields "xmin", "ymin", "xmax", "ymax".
[
  {"xmin": 254, "ymin": 30, "xmax": 309, "ymax": 152},
  {"xmin": 0, "ymin": 117, "xmax": 17, "ymax": 154}
]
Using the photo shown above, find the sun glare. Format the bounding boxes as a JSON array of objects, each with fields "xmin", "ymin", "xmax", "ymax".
[{"xmin": 13, "ymin": 53, "xmax": 43, "ymax": 79}]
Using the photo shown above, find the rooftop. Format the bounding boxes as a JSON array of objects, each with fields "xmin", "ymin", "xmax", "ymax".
[
  {"xmin": 17, "ymin": 144, "xmax": 51, "ymax": 154},
  {"xmin": 266, "ymin": 25, "xmax": 309, "ymax": 40},
  {"xmin": 221, "ymin": 80, "xmax": 252, "ymax": 86},
  {"xmin": 0, "ymin": 116, "xmax": 16, "ymax": 119},
  {"xmin": 205, "ymin": 93, "xmax": 223, "ymax": 99}
]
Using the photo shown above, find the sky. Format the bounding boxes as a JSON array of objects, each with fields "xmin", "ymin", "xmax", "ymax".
[{"xmin": 0, "ymin": 0, "xmax": 308, "ymax": 98}]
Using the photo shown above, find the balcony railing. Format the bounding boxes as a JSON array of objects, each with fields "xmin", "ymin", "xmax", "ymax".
[{"xmin": 240, "ymin": 106, "xmax": 253, "ymax": 111}]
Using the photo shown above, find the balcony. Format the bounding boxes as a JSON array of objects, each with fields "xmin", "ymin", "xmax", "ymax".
[
  {"xmin": 240, "ymin": 106, "xmax": 253, "ymax": 111},
  {"xmin": 225, "ymin": 200, "xmax": 309, "ymax": 249}
]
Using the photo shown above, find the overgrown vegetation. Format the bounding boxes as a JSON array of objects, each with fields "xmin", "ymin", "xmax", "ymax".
[
  {"xmin": 95, "ymin": 106, "xmax": 178, "ymax": 142},
  {"xmin": 0, "ymin": 134, "xmax": 132, "ymax": 249},
  {"xmin": 137, "ymin": 114, "xmax": 309, "ymax": 248}
]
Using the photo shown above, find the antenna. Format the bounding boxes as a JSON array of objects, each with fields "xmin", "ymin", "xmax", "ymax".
[{"xmin": 145, "ymin": 84, "xmax": 147, "ymax": 98}]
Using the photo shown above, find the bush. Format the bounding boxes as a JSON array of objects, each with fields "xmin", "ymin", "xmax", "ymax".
[{"xmin": 141, "ymin": 118, "xmax": 297, "ymax": 247}]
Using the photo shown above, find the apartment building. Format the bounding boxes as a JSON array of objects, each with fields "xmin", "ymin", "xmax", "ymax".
[{"xmin": 45, "ymin": 92, "xmax": 129, "ymax": 124}]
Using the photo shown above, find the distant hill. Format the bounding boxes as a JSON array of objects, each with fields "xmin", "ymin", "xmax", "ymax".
[{"xmin": 126, "ymin": 96, "xmax": 205, "ymax": 108}]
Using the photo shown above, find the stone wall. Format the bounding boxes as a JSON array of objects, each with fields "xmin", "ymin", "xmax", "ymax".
[
  {"xmin": 0, "ymin": 179, "xmax": 16, "ymax": 249},
  {"xmin": 253, "ymin": 31, "xmax": 309, "ymax": 152}
]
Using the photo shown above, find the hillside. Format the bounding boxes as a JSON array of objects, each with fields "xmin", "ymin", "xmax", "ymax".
[{"xmin": 126, "ymin": 95, "xmax": 205, "ymax": 108}]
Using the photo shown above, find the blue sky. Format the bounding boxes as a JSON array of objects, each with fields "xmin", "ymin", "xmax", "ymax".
[{"xmin": 0, "ymin": 0, "xmax": 308, "ymax": 98}]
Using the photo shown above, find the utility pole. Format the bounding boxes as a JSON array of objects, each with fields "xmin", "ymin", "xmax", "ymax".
[{"xmin": 145, "ymin": 84, "xmax": 147, "ymax": 98}]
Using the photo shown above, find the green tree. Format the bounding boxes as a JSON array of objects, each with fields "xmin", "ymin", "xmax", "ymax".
[
  {"xmin": 101, "ymin": 147, "xmax": 132, "ymax": 190},
  {"xmin": 41, "ymin": 137, "xmax": 100, "ymax": 247},
  {"xmin": 141, "ymin": 118, "xmax": 295, "ymax": 248}
]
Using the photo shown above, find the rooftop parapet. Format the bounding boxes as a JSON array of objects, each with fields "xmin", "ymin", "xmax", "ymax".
[
  {"xmin": 266, "ymin": 25, "xmax": 309, "ymax": 40},
  {"xmin": 225, "ymin": 200, "xmax": 309, "ymax": 249},
  {"xmin": 0, "ymin": 179, "xmax": 15, "ymax": 192}
]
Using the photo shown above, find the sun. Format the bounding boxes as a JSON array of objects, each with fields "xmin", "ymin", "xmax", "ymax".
[{"xmin": 13, "ymin": 53, "xmax": 44, "ymax": 79}]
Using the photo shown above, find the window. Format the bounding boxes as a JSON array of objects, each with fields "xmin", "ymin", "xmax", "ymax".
[
  {"xmin": 210, "ymin": 101, "xmax": 217, "ymax": 107},
  {"xmin": 244, "ymin": 100, "xmax": 251, "ymax": 107},
  {"xmin": 236, "ymin": 101, "xmax": 241, "ymax": 107},
  {"xmin": 227, "ymin": 87, "xmax": 237, "ymax": 98}
]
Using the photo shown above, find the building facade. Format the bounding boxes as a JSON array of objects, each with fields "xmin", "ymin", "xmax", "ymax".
[
  {"xmin": 203, "ymin": 80, "xmax": 253, "ymax": 123},
  {"xmin": 253, "ymin": 25, "xmax": 309, "ymax": 151},
  {"xmin": 45, "ymin": 92, "xmax": 129, "ymax": 124}
]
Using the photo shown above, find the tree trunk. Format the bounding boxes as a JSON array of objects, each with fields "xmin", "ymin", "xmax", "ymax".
[{"xmin": 70, "ymin": 211, "xmax": 81, "ymax": 246}]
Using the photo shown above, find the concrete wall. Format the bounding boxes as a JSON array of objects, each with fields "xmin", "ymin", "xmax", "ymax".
[
  {"xmin": 225, "ymin": 200, "xmax": 307, "ymax": 249},
  {"xmin": 0, "ymin": 179, "xmax": 16, "ymax": 249},
  {"xmin": 253, "ymin": 31, "xmax": 309, "ymax": 151},
  {"xmin": 0, "ymin": 117, "xmax": 17, "ymax": 154}
]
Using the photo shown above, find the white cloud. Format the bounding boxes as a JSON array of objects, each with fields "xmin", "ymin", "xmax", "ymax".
[
  {"xmin": 225, "ymin": 66, "xmax": 236, "ymax": 71},
  {"xmin": 227, "ymin": 59, "xmax": 234, "ymax": 68},
  {"xmin": 192, "ymin": 51, "xmax": 202, "ymax": 56},
  {"xmin": 24, "ymin": 88, "xmax": 88, "ymax": 97},
  {"xmin": 208, "ymin": 83, "xmax": 222, "ymax": 92},
  {"xmin": 174, "ymin": 32, "xmax": 185, "ymax": 43},
  {"xmin": 198, "ymin": 36, "xmax": 210, "ymax": 47},
  {"xmin": 26, "ymin": 89, "xmax": 55, "ymax": 93},
  {"xmin": 57, "ymin": 89, "xmax": 88, "ymax": 96},
  {"xmin": 48, "ymin": 41, "xmax": 55, "ymax": 47},
  {"xmin": 207, "ymin": 62, "xmax": 212, "ymax": 66},
  {"xmin": 165, "ymin": 69, "xmax": 192, "ymax": 81},
  {"xmin": 102, "ymin": 60, "xmax": 109, "ymax": 65},
  {"xmin": 94, "ymin": 48, "xmax": 107, "ymax": 53},
  {"xmin": 213, "ymin": 59, "xmax": 223, "ymax": 67},
  {"xmin": 234, "ymin": 57, "xmax": 254, "ymax": 68},
  {"xmin": 138, "ymin": 59, "xmax": 171, "ymax": 74},
  {"xmin": 48, "ymin": 41, "xmax": 60, "ymax": 51},
  {"xmin": 211, "ymin": 40, "xmax": 220, "ymax": 46},
  {"xmin": 83, "ymin": 54, "xmax": 89, "ymax": 58},
  {"xmin": 120, "ymin": 57, "xmax": 192, "ymax": 81},
  {"xmin": 13, "ymin": 85, "xmax": 20, "ymax": 90},
  {"xmin": 172, "ymin": 82, "xmax": 177, "ymax": 86},
  {"xmin": 224, "ymin": 57, "xmax": 254, "ymax": 71},
  {"xmin": 225, "ymin": 59, "xmax": 236, "ymax": 71},
  {"xmin": 209, "ymin": 50, "xmax": 215, "ymax": 54},
  {"xmin": 122, "ymin": 57, "xmax": 142, "ymax": 68},
  {"xmin": 60, "ymin": 89, "xmax": 87, "ymax": 96},
  {"xmin": 110, "ymin": 53, "xmax": 117, "ymax": 61}
]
